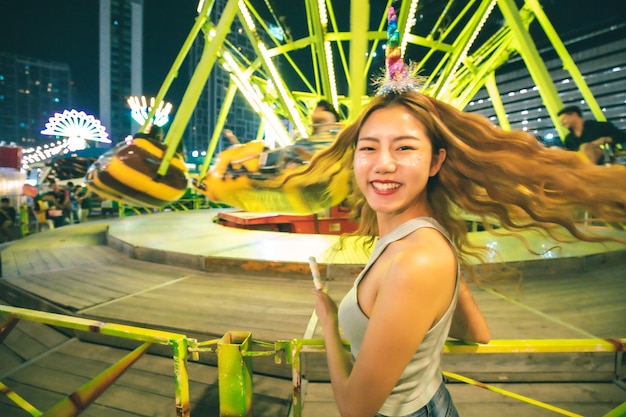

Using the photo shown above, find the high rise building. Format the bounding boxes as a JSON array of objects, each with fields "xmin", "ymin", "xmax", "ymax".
[
  {"xmin": 0, "ymin": 52, "xmax": 73, "ymax": 147},
  {"xmin": 99, "ymin": 0, "xmax": 143, "ymax": 143}
]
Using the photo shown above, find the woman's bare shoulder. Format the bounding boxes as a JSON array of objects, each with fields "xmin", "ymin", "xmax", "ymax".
[
  {"xmin": 384, "ymin": 226, "xmax": 455, "ymax": 282},
  {"xmin": 395, "ymin": 225, "xmax": 453, "ymax": 259}
]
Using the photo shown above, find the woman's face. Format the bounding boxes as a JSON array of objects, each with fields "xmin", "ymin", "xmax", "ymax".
[{"xmin": 354, "ymin": 105, "xmax": 445, "ymax": 219}]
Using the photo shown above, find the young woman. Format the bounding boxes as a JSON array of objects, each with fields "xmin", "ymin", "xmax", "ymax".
[{"xmin": 303, "ymin": 91, "xmax": 626, "ymax": 417}]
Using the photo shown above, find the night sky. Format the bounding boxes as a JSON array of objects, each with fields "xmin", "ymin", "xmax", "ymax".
[
  {"xmin": 0, "ymin": 0, "xmax": 198, "ymax": 115},
  {"xmin": 0, "ymin": 0, "xmax": 624, "ymax": 118}
]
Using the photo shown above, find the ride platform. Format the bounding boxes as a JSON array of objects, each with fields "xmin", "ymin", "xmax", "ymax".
[
  {"xmin": 0, "ymin": 209, "xmax": 625, "ymax": 416},
  {"xmin": 214, "ymin": 206, "xmax": 357, "ymax": 235}
]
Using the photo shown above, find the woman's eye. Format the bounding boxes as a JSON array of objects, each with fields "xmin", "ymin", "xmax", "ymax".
[{"xmin": 397, "ymin": 145, "xmax": 415, "ymax": 151}]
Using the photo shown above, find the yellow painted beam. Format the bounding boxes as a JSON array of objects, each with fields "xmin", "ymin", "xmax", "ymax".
[
  {"xmin": 348, "ymin": 0, "xmax": 369, "ymax": 120},
  {"xmin": 157, "ymin": 0, "xmax": 239, "ymax": 176},
  {"xmin": 444, "ymin": 370, "xmax": 584, "ymax": 417},
  {"xmin": 42, "ymin": 343, "xmax": 153, "ymax": 417},
  {"xmin": 484, "ymin": 72, "xmax": 511, "ymax": 130},
  {"xmin": 0, "ymin": 381, "xmax": 42, "ymax": 416},
  {"xmin": 496, "ymin": 0, "xmax": 565, "ymax": 137},
  {"xmin": 443, "ymin": 338, "xmax": 626, "ymax": 354},
  {"xmin": 524, "ymin": 0, "xmax": 607, "ymax": 133}
]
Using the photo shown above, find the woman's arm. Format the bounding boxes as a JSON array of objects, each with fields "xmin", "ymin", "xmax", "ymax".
[
  {"xmin": 448, "ymin": 279, "xmax": 490, "ymax": 343},
  {"xmin": 314, "ymin": 232, "xmax": 457, "ymax": 417},
  {"xmin": 312, "ymin": 290, "xmax": 354, "ymax": 403}
]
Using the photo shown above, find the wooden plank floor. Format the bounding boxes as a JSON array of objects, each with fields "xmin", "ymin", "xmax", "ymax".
[
  {"xmin": 1, "ymin": 210, "xmax": 625, "ymax": 416},
  {"xmin": 302, "ymin": 381, "xmax": 626, "ymax": 417}
]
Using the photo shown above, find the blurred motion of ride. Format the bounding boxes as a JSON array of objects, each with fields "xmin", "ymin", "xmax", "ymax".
[
  {"xmin": 193, "ymin": 122, "xmax": 351, "ymax": 215},
  {"xmin": 85, "ymin": 128, "xmax": 188, "ymax": 208}
]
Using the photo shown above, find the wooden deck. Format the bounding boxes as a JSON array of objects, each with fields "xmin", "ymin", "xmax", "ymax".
[{"xmin": 1, "ymin": 210, "xmax": 625, "ymax": 416}]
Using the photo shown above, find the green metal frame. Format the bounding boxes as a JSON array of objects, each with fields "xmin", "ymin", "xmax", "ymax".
[
  {"xmin": 1, "ymin": 304, "xmax": 624, "ymax": 417},
  {"xmin": 157, "ymin": 0, "xmax": 239, "ymax": 177},
  {"xmin": 217, "ymin": 331, "xmax": 254, "ymax": 417},
  {"xmin": 145, "ymin": 0, "xmax": 605, "ymax": 173},
  {"xmin": 0, "ymin": 306, "xmax": 192, "ymax": 417}
]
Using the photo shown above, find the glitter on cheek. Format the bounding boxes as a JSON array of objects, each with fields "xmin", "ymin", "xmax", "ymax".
[
  {"xmin": 396, "ymin": 152, "xmax": 425, "ymax": 166},
  {"xmin": 353, "ymin": 152, "xmax": 370, "ymax": 166}
]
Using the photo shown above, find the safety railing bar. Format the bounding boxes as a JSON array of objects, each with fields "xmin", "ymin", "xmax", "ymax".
[
  {"xmin": 0, "ymin": 316, "xmax": 19, "ymax": 344},
  {"xmin": 42, "ymin": 342, "xmax": 153, "ymax": 417},
  {"xmin": 443, "ymin": 370, "xmax": 584, "ymax": 417},
  {"xmin": 0, "ymin": 380, "xmax": 42, "ymax": 417},
  {"xmin": 290, "ymin": 338, "xmax": 625, "ymax": 417},
  {"xmin": 0, "ymin": 305, "xmax": 193, "ymax": 417},
  {"xmin": 442, "ymin": 338, "xmax": 626, "ymax": 353},
  {"xmin": 171, "ymin": 336, "xmax": 191, "ymax": 417},
  {"xmin": 0, "ymin": 305, "xmax": 187, "ymax": 345},
  {"xmin": 2, "ymin": 305, "xmax": 623, "ymax": 417},
  {"xmin": 293, "ymin": 337, "xmax": 626, "ymax": 354},
  {"xmin": 603, "ymin": 401, "xmax": 626, "ymax": 417},
  {"xmin": 290, "ymin": 340, "xmax": 304, "ymax": 417}
]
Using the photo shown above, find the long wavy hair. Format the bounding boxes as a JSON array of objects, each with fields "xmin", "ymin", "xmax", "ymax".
[{"xmin": 291, "ymin": 91, "xmax": 626, "ymax": 271}]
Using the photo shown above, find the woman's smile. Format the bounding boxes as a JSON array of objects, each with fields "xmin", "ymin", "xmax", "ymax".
[{"xmin": 370, "ymin": 180, "xmax": 402, "ymax": 193}]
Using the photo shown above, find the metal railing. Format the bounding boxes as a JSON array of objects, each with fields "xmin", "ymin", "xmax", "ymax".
[{"xmin": 1, "ymin": 305, "xmax": 624, "ymax": 417}]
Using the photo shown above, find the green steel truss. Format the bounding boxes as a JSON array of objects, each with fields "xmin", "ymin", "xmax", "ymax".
[{"xmin": 148, "ymin": 0, "xmax": 602, "ymax": 177}]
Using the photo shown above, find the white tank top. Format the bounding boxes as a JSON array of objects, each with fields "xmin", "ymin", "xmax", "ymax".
[{"xmin": 337, "ymin": 217, "xmax": 460, "ymax": 416}]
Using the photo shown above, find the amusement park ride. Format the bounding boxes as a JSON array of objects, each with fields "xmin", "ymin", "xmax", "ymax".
[{"xmin": 85, "ymin": 0, "xmax": 606, "ymax": 231}]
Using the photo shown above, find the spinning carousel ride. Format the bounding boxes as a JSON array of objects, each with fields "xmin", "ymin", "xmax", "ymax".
[{"xmin": 86, "ymin": 0, "xmax": 606, "ymax": 214}]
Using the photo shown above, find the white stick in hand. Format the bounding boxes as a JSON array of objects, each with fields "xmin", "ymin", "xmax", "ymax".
[{"xmin": 308, "ymin": 256, "xmax": 323, "ymax": 290}]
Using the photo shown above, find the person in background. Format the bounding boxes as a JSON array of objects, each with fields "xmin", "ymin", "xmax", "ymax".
[
  {"xmin": 76, "ymin": 184, "xmax": 93, "ymax": 223},
  {"xmin": 221, "ymin": 100, "xmax": 343, "ymax": 175},
  {"xmin": 0, "ymin": 197, "xmax": 16, "ymax": 242},
  {"xmin": 42, "ymin": 180, "xmax": 70, "ymax": 227},
  {"xmin": 311, "ymin": 99, "xmax": 342, "ymax": 135},
  {"xmin": 66, "ymin": 181, "xmax": 79, "ymax": 223},
  {"xmin": 277, "ymin": 99, "xmax": 343, "ymax": 169},
  {"xmin": 558, "ymin": 105, "xmax": 626, "ymax": 164},
  {"xmin": 222, "ymin": 128, "xmax": 240, "ymax": 146}
]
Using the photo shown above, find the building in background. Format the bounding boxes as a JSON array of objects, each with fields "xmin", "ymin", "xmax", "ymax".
[
  {"xmin": 0, "ymin": 52, "xmax": 73, "ymax": 147},
  {"xmin": 99, "ymin": 0, "xmax": 143, "ymax": 143}
]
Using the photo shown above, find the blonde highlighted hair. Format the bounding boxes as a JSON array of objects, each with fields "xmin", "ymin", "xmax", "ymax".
[{"xmin": 293, "ymin": 91, "xmax": 626, "ymax": 271}]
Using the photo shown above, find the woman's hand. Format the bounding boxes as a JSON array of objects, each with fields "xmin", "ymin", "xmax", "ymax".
[{"xmin": 312, "ymin": 289, "xmax": 339, "ymax": 330}]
